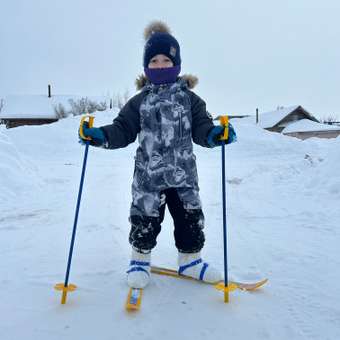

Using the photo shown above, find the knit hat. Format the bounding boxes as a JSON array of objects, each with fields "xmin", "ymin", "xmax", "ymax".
[{"xmin": 143, "ymin": 21, "xmax": 181, "ymax": 68}]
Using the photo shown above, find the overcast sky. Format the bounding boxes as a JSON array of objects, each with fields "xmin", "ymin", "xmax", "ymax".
[{"xmin": 1, "ymin": 0, "xmax": 339, "ymax": 119}]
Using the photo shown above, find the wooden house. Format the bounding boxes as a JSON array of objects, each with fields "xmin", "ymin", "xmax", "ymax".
[
  {"xmin": 0, "ymin": 95, "xmax": 58, "ymax": 128},
  {"xmin": 257, "ymin": 105, "xmax": 319, "ymax": 133},
  {"xmin": 282, "ymin": 119, "xmax": 340, "ymax": 140},
  {"xmin": 0, "ymin": 92, "xmax": 109, "ymax": 129},
  {"xmin": 256, "ymin": 105, "xmax": 340, "ymax": 139}
]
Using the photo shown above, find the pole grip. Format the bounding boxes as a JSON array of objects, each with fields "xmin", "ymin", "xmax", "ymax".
[
  {"xmin": 219, "ymin": 115, "xmax": 229, "ymax": 141},
  {"xmin": 79, "ymin": 114, "xmax": 95, "ymax": 141}
]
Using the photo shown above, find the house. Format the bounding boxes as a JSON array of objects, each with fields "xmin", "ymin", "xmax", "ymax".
[
  {"xmin": 257, "ymin": 105, "xmax": 319, "ymax": 133},
  {"xmin": 0, "ymin": 93, "xmax": 109, "ymax": 129},
  {"xmin": 254, "ymin": 105, "xmax": 340, "ymax": 139},
  {"xmin": 0, "ymin": 95, "xmax": 59, "ymax": 128},
  {"xmin": 282, "ymin": 119, "xmax": 340, "ymax": 140}
]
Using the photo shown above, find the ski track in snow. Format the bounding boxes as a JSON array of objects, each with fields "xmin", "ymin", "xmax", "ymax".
[{"xmin": 1, "ymin": 114, "xmax": 340, "ymax": 340}]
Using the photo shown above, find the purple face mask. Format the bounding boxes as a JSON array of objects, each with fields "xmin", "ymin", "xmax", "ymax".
[{"xmin": 144, "ymin": 65, "xmax": 181, "ymax": 85}]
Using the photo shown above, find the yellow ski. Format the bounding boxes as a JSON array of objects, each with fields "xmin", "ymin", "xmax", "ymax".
[
  {"xmin": 151, "ymin": 265, "xmax": 268, "ymax": 291},
  {"xmin": 126, "ymin": 288, "xmax": 143, "ymax": 311},
  {"xmin": 124, "ymin": 267, "xmax": 267, "ymax": 311}
]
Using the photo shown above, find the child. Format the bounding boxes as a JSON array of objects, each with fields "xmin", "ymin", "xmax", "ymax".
[{"xmin": 79, "ymin": 21, "xmax": 236, "ymax": 289}]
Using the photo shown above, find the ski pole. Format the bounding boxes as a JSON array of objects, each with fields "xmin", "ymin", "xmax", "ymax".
[
  {"xmin": 55, "ymin": 114, "xmax": 94, "ymax": 304},
  {"xmin": 220, "ymin": 115, "xmax": 230, "ymax": 303}
]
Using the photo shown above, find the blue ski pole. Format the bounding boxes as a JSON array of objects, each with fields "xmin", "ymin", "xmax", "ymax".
[
  {"xmin": 220, "ymin": 115, "xmax": 230, "ymax": 303},
  {"xmin": 55, "ymin": 115, "xmax": 94, "ymax": 304}
]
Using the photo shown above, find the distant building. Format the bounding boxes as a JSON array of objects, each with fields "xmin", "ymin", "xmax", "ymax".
[
  {"xmin": 0, "ymin": 94, "xmax": 109, "ymax": 129},
  {"xmin": 282, "ymin": 119, "xmax": 340, "ymax": 140},
  {"xmin": 256, "ymin": 105, "xmax": 340, "ymax": 140},
  {"xmin": 257, "ymin": 105, "xmax": 319, "ymax": 132},
  {"xmin": 0, "ymin": 95, "xmax": 59, "ymax": 128}
]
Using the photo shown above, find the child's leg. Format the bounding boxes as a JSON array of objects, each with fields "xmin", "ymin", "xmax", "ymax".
[
  {"xmin": 163, "ymin": 188, "xmax": 205, "ymax": 252},
  {"xmin": 165, "ymin": 188, "xmax": 222, "ymax": 283},
  {"xmin": 129, "ymin": 214, "xmax": 163, "ymax": 253},
  {"xmin": 127, "ymin": 193, "xmax": 166, "ymax": 288}
]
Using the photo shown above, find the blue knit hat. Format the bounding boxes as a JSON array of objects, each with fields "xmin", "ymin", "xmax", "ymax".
[{"xmin": 143, "ymin": 21, "xmax": 181, "ymax": 68}]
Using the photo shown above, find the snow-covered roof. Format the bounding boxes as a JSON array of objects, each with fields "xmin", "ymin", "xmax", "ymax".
[
  {"xmin": 257, "ymin": 105, "xmax": 301, "ymax": 128},
  {"xmin": 0, "ymin": 95, "xmax": 109, "ymax": 119},
  {"xmin": 282, "ymin": 119, "xmax": 340, "ymax": 133},
  {"xmin": 0, "ymin": 95, "xmax": 58, "ymax": 119},
  {"xmin": 256, "ymin": 105, "xmax": 320, "ymax": 129}
]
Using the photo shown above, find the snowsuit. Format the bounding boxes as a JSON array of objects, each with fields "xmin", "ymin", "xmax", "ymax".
[{"xmin": 101, "ymin": 75, "xmax": 215, "ymax": 253}]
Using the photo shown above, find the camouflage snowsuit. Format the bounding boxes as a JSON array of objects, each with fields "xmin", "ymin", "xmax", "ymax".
[{"xmin": 101, "ymin": 76, "xmax": 215, "ymax": 252}]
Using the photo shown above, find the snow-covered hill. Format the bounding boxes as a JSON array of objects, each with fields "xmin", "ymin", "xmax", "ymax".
[{"xmin": 1, "ymin": 112, "xmax": 339, "ymax": 340}]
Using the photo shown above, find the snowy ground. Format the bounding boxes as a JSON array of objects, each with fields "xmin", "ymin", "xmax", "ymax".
[{"xmin": 1, "ymin": 111, "xmax": 340, "ymax": 340}]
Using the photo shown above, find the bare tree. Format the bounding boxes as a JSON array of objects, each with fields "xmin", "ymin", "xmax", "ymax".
[
  {"xmin": 0, "ymin": 99, "xmax": 5, "ymax": 126},
  {"xmin": 96, "ymin": 100, "xmax": 107, "ymax": 111},
  {"xmin": 321, "ymin": 114, "xmax": 340, "ymax": 125},
  {"xmin": 112, "ymin": 90, "xmax": 130, "ymax": 110},
  {"xmin": 68, "ymin": 97, "xmax": 107, "ymax": 116},
  {"xmin": 112, "ymin": 94, "xmax": 123, "ymax": 110},
  {"xmin": 54, "ymin": 103, "xmax": 68, "ymax": 119},
  {"xmin": 53, "ymin": 97, "xmax": 109, "ymax": 119},
  {"xmin": 123, "ymin": 89, "xmax": 130, "ymax": 104}
]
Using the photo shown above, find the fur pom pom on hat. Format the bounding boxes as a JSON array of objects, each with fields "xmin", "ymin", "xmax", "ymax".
[
  {"xmin": 143, "ymin": 21, "xmax": 181, "ymax": 68},
  {"xmin": 143, "ymin": 21, "xmax": 171, "ymax": 40}
]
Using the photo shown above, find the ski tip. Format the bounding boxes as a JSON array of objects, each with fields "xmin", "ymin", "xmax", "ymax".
[
  {"xmin": 214, "ymin": 278, "xmax": 269, "ymax": 292},
  {"xmin": 232, "ymin": 278, "xmax": 269, "ymax": 291}
]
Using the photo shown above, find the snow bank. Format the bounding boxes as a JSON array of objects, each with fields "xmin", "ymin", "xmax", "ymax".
[{"xmin": 0, "ymin": 130, "xmax": 40, "ymax": 203}]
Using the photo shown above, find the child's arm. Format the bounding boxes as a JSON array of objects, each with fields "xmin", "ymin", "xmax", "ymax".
[
  {"xmin": 100, "ymin": 93, "xmax": 143, "ymax": 149},
  {"xmin": 189, "ymin": 91, "xmax": 215, "ymax": 148}
]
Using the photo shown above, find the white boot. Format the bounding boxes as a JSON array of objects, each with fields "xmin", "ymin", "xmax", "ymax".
[
  {"xmin": 178, "ymin": 252, "xmax": 222, "ymax": 283},
  {"xmin": 127, "ymin": 248, "xmax": 151, "ymax": 289}
]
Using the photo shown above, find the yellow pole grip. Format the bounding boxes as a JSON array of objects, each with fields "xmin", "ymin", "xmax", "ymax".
[
  {"xmin": 79, "ymin": 115, "xmax": 95, "ymax": 141},
  {"xmin": 219, "ymin": 115, "xmax": 229, "ymax": 141}
]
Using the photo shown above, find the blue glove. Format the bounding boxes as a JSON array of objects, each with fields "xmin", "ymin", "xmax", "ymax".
[
  {"xmin": 78, "ymin": 121, "xmax": 107, "ymax": 147},
  {"xmin": 207, "ymin": 123, "xmax": 237, "ymax": 148}
]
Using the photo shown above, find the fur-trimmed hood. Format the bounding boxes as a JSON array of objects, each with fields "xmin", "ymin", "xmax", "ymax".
[{"xmin": 135, "ymin": 74, "xmax": 198, "ymax": 91}]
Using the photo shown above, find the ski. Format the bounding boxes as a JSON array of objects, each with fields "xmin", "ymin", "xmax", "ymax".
[
  {"xmin": 125, "ymin": 266, "xmax": 267, "ymax": 311},
  {"xmin": 125, "ymin": 288, "xmax": 143, "ymax": 311},
  {"xmin": 151, "ymin": 265, "xmax": 268, "ymax": 291}
]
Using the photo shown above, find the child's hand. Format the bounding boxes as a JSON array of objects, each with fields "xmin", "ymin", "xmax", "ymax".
[
  {"xmin": 207, "ymin": 123, "xmax": 237, "ymax": 148},
  {"xmin": 78, "ymin": 121, "xmax": 106, "ymax": 147}
]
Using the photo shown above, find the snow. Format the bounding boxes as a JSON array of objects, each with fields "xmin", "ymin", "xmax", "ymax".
[
  {"xmin": 0, "ymin": 131, "xmax": 40, "ymax": 202},
  {"xmin": 282, "ymin": 118, "xmax": 340, "ymax": 133},
  {"xmin": 1, "ymin": 113, "xmax": 340, "ymax": 340}
]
